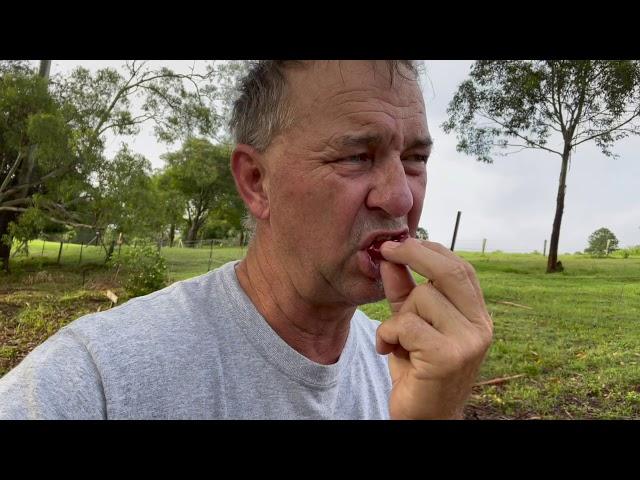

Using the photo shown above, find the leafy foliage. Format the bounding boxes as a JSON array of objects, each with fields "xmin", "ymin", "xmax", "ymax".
[{"xmin": 108, "ymin": 244, "xmax": 167, "ymax": 297}]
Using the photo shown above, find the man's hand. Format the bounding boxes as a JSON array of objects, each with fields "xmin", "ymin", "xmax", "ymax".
[{"xmin": 376, "ymin": 238, "xmax": 493, "ymax": 420}]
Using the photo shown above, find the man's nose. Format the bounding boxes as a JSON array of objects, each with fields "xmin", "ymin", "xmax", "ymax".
[{"xmin": 365, "ymin": 158, "xmax": 413, "ymax": 218}]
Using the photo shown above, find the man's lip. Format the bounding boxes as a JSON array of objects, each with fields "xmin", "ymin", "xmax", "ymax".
[{"xmin": 359, "ymin": 228, "xmax": 410, "ymax": 250}]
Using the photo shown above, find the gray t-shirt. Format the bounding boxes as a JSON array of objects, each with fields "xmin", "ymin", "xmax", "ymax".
[{"xmin": 0, "ymin": 261, "xmax": 391, "ymax": 419}]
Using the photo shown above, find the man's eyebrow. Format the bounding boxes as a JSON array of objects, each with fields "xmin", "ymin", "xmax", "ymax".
[
  {"xmin": 334, "ymin": 133, "xmax": 384, "ymax": 148},
  {"xmin": 333, "ymin": 134, "xmax": 434, "ymax": 150},
  {"xmin": 406, "ymin": 136, "xmax": 434, "ymax": 150}
]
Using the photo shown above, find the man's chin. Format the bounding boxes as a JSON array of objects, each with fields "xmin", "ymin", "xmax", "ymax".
[{"xmin": 346, "ymin": 278, "xmax": 386, "ymax": 306}]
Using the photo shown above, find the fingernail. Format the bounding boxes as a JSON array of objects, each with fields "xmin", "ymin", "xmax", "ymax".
[{"xmin": 382, "ymin": 240, "xmax": 400, "ymax": 250}]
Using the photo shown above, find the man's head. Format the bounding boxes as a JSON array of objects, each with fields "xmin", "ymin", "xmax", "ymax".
[{"xmin": 230, "ymin": 60, "xmax": 432, "ymax": 306}]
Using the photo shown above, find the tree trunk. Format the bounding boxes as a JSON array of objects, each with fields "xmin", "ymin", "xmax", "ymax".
[
  {"xmin": 186, "ymin": 222, "xmax": 199, "ymax": 246},
  {"xmin": 547, "ymin": 149, "xmax": 571, "ymax": 273},
  {"xmin": 239, "ymin": 229, "xmax": 245, "ymax": 247},
  {"xmin": 0, "ymin": 210, "xmax": 18, "ymax": 273},
  {"xmin": 169, "ymin": 223, "xmax": 175, "ymax": 248}
]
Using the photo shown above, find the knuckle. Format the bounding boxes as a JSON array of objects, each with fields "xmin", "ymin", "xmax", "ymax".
[
  {"xmin": 446, "ymin": 345, "xmax": 467, "ymax": 372},
  {"xmin": 447, "ymin": 263, "xmax": 469, "ymax": 283}
]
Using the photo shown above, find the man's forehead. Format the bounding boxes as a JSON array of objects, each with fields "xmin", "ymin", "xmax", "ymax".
[
  {"xmin": 286, "ymin": 61, "xmax": 424, "ymax": 110},
  {"xmin": 283, "ymin": 61, "xmax": 428, "ymax": 143}
]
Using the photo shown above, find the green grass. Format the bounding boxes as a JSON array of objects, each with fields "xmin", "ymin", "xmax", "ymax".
[{"xmin": 2, "ymin": 242, "xmax": 639, "ymax": 419}]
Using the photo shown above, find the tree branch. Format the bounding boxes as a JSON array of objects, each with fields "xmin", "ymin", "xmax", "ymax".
[
  {"xmin": 477, "ymin": 112, "xmax": 563, "ymax": 156},
  {"xmin": 572, "ymin": 111, "xmax": 640, "ymax": 148},
  {"xmin": 0, "ymin": 164, "xmax": 72, "ymax": 202},
  {"xmin": 0, "ymin": 206, "xmax": 94, "ymax": 229},
  {"xmin": 0, "ymin": 151, "xmax": 23, "ymax": 194},
  {"xmin": 0, "ymin": 197, "xmax": 32, "ymax": 208}
]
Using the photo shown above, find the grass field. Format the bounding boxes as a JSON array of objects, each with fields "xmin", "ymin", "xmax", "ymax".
[{"xmin": 1, "ymin": 240, "xmax": 639, "ymax": 419}]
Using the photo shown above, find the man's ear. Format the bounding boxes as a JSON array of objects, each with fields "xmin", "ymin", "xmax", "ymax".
[{"xmin": 230, "ymin": 144, "xmax": 270, "ymax": 220}]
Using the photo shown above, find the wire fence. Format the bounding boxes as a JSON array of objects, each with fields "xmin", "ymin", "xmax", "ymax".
[
  {"xmin": 432, "ymin": 237, "xmax": 638, "ymax": 256},
  {"xmin": 11, "ymin": 233, "xmax": 639, "ymax": 287},
  {"xmin": 13, "ymin": 236, "xmax": 248, "ymax": 285}
]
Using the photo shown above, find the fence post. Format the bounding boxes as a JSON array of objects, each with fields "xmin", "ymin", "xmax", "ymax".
[
  {"xmin": 606, "ymin": 239, "xmax": 611, "ymax": 256},
  {"xmin": 543, "ymin": 239, "xmax": 547, "ymax": 257},
  {"xmin": 57, "ymin": 240, "xmax": 64, "ymax": 265},
  {"xmin": 208, "ymin": 239, "xmax": 214, "ymax": 272},
  {"xmin": 450, "ymin": 211, "xmax": 462, "ymax": 251},
  {"xmin": 481, "ymin": 238, "xmax": 487, "ymax": 255},
  {"xmin": 41, "ymin": 239, "xmax": 46, "ymax": 256},
  {"xmin": 79, "ymin": 242, "xmax": 84, "ymax": 264}
]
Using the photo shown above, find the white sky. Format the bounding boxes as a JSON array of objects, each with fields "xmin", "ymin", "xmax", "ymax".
[{"xmin": 48, "ymin": 60, "xmax": 640, "ymax": 253}]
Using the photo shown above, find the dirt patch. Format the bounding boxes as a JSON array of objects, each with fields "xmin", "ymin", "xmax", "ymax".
[{"xmin": 0, "ymin": 301, "xmax": 21, "ymax": 319}]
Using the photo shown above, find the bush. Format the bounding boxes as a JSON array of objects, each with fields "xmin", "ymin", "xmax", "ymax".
[
  {"xmin": 626, "ymin": 245, "xmax": 640, "ymax": 256},
  {"xmin": 108, "ymin": 245, "xmax": 167, "ymax": 298}
]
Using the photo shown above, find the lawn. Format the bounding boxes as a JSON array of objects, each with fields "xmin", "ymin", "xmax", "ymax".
[{"xmin": 1, "ymin": 240, "xmax": 639, "ymax": 419}]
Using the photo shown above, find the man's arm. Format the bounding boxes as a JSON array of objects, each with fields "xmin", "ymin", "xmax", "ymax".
[{"xmin": 0, "ymin": 328, "xmax": 107, "ymax": 420}]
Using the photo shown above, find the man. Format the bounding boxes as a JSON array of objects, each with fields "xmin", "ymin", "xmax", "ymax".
[{"xmin": 0, "ymin": 60, "xmax": 492, "ymax": 419}]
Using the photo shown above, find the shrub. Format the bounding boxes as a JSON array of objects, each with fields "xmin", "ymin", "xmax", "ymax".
[{"xmin": 108, "ymin": 245, "xmax": 167, "ymax": 298}]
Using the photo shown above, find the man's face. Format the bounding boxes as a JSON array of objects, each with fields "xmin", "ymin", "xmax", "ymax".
[{"xmin": 262, "ymin": 61, "xmax": 431, "ymax": 306}]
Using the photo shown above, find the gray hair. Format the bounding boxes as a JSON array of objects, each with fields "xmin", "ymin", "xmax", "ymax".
[
  {"xmin": 229, "ymin": 60, "xmax": 420, "ymax": 152},
  {"xmin": 230, "ymin": 60, "xmax": 422, "ymax": 240}
]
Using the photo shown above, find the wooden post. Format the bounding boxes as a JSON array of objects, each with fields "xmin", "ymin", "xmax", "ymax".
[
  {"xmin": 450, "ymin": 211, "xmax": 462, "ymax": 251},
  {"xmin": 482, "ymin": 238, "xmax": 487, "ymax": 255},
  {"xmin": 41, "ymin": 239, "xmax": 46, "ymax": 256},
  {"xmin": 606, "ymin": 239, "xmax": 611, "ymax": 256},
  {"xmin": 57, "ymin": 240, "xmax": 64, "ymax": 265},
  {"xmin": 543, "ymin": 239, "xmax": 547, "ymax": 257},
  {"xmin": 208, "ymin": 239, "xmax": 214, "ymax": 271},
  {"xmin": 79, "ymin": 242, "xmax": 84, "ymax": 264}
]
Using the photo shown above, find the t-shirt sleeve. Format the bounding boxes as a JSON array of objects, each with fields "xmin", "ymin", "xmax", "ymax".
[{"xmin": 0, "ymin": 328, "xmax": 107, "ymax": 420}]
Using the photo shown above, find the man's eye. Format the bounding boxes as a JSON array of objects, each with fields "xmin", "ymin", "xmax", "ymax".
[
  {"xmin": 340, "ymin": 153, "xmax": 372, "ymax": 163},
  {"xmin": 403, "ymin": 154, "xmax": 428, "ymax": 164}
]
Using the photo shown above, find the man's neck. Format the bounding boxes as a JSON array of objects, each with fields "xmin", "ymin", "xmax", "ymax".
[{"xmin": 234, "ymin": 240, "xmax": 355, "ymax": 365}]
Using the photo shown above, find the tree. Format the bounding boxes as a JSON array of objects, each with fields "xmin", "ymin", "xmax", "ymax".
[
  {"xmin": 161, "ymin": 138, "xmax": 239, "ymax": 245},
  {"xmin": 0, "ymin": 60, "xmax": 226, "ymax": 271},
  {"xmin": 0, "ymin": 62, "xmax": 77, "ymax": 271},
  {"xmin": 81, "ymin": 146, "xmax": 163, "ymax": 260},
  {"xmin": 443, "ymin": 61, "xmax": 640, "ymax": 273},
  {"xmin": 152, "ymin": 170, "xmax": 187, "ymax": 247},
  {"xmin": 585, "ymin": 227, "xmax": 619, "ymax": 256}
]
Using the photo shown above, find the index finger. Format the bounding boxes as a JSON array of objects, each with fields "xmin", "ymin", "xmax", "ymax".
[
  {"xmin": 379, "ymin": 260, "xmax": 416, "ymax": 314},
  {"xmin": 380, "ymin": 237, "xmax": 486, "ymax": 326}
]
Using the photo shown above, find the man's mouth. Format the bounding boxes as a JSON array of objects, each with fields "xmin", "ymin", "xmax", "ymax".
[{"xmin": 366, "ymin": 232, "xmax": 409, "ymax": 263}]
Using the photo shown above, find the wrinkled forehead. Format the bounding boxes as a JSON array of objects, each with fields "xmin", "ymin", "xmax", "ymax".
[{"xmin": 284, "ymin": 61, "xmax": 428, "ymax": 142}]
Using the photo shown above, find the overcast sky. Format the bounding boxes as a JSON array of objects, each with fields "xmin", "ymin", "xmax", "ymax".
[{"xmin": 50, "ymin": 60, "xmax": 640, "ymax": 253}]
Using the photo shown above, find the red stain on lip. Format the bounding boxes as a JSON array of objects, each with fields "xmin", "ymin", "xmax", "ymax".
[{"xmin": 366, "ymin": 233, "xmax": 408, "ymax": 261}]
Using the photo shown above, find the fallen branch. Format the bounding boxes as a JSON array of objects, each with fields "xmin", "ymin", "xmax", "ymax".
[
  {"xmin": 474, "ymin": 374, "xmax": 525, "ymax": 387},
  {"xmin": 495, "ymin": 301, "xmax": 533, "ymax": 310}
]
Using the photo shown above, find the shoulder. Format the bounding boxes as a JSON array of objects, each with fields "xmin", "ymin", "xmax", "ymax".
[
  {"xmin": 0, "ymin": 328, "xmax": 106, "ymax": 419},
  {"xmin": 67, "ymin": 262, "xmax": 238, "ymax": 350}
]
